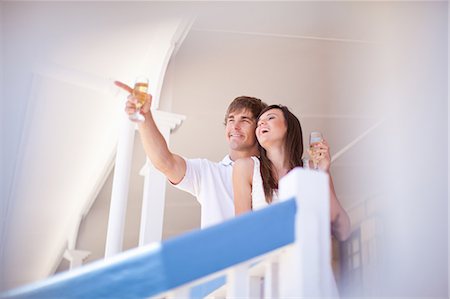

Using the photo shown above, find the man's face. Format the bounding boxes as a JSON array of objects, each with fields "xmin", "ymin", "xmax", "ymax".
[{"xmin": 225, "ymin": 109, "xmax": 258, "ymax": 152}]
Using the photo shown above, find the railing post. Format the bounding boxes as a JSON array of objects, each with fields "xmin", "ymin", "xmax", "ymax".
[
  {"xmin": 227, "ymin": 263, "xmax": 250, "ymax": 298},
  {"xmin": 263, "ymin": 257, "xmax": 279, "ymax": 298},
  {"xmin": 249, "ymin": 276, "xmax": 262, "ymax": 298},
  {"xmin": 278, "ymin": 167, "xmax": 339, "ymax": 298}
]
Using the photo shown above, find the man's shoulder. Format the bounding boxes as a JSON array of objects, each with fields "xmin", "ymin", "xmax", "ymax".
[{"xmin": 186, "ymin": 157, "xmax": 230, "ymax": 169}]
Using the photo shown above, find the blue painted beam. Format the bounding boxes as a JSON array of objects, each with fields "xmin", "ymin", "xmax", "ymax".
[{"xmin": 1, "ymin": 198, "xmax": 296, "ymax": 299}]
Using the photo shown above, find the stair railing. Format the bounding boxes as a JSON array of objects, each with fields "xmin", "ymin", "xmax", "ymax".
[{"xmin": 1, "ymin": 167, "xmax": 337, "ymax": 299}]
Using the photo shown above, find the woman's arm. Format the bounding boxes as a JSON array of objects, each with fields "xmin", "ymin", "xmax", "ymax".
[
  {"xmin": 233, "ymin": 158, "xmax": 254, "ymax": 215},
  {"xmin": 328, "ymin": 175, "xmax": 352, "ymax": 241},
  {"xmin": 316, "ymin": 139, "xmax": 352, "ymax": 241}
]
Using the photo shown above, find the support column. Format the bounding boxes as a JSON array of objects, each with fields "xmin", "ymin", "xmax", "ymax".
[
  {"xmin": 104, "ymin": 115, "xmax": 136, "ymax": 258},
  {"xmin": 138, "ymin": 110, "xmax": 185, "ymax": 246}
]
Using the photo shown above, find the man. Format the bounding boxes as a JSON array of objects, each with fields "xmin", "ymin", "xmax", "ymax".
[{"xmin": 115, "ymin": 81, "xmax": 267, "ymax": 228}]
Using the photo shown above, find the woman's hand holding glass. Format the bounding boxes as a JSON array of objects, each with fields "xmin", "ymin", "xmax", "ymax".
[
  {"xmin": 313, "ymin": 139, "xmax": 331, "ymax": 172},
  {"xmin": 308, "ymin": 132, "xmax": 331, "ymax": 172}
]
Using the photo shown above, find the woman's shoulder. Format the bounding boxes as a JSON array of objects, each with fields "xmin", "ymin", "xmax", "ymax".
[
  {"xmin": 233, "ymin": 157, "xmax": 255, "ymax": 169},
  {"xmin": 233, "ymin": 157, "xmax": 255, "ymax": 184}
]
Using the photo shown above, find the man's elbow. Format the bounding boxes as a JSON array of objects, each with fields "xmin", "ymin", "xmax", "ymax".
[
  {"xmin": 153, "ymin": 159, "xmax": 170, "ymax": 174},
  {"xmin": 152, "ymin": 155, "xmax": 185, "ymax": 184}
]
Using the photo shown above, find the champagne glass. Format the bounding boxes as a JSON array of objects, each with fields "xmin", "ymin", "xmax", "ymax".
[
  {"xmin": 309, "ymin": 131, "xmax": 323, "ymax": 169},
  {"xmin": 129, "ymin": 76, "xmax": 149, "ymax": 122}
]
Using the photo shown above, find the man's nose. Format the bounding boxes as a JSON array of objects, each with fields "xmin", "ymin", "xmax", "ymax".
[{"xmin": 232, "ymin": 122, "xmax": 241, "ymax": 130}]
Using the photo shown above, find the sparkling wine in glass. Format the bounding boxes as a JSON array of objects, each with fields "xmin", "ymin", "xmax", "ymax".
[
  {"xmin": 309, "ymin": 131, "xmax": 323, "ymax": 169},
  {"xmin": 129, "ymin": 76, "xmax": 149, "ymax": 122}
]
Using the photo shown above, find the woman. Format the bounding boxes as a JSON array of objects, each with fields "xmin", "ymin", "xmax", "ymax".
[{"xmin": 233, "ymin": 105, "xmax": 351, "ymax": 241}]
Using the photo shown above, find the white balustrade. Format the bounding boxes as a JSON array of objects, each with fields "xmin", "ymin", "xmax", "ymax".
[{"xmin": 155, "ymin": 168, "xmax": 337, "ymax": 299}]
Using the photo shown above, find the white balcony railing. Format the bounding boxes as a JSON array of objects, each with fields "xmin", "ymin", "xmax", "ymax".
[{"xmin": 1, "ymin": 167, "xmax": 337, "ymax": 299}]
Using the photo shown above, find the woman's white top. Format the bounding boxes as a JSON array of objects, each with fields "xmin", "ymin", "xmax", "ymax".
[{"xmin": 250, "ymin": 156, "xmax": 278, "ymax": 210}]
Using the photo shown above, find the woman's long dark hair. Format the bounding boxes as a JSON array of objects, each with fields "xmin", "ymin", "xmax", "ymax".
[{"xmin": 258, "ymin": 105, "xmax": 303, "ymax": 203}]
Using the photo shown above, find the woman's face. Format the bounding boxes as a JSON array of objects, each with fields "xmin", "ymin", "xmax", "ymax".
[{"xmin": 256, "ymin": 108, "xmax": 287, "ymax": 148}]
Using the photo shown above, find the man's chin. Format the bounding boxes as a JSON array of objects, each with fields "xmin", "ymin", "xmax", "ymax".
[
  {"xmin": 228, "ymin": 142, "xmax": 241, "ymax": 151},
  {"xmin": 228, "ymin": 143, "xmax": 258, "ymax": 153}
]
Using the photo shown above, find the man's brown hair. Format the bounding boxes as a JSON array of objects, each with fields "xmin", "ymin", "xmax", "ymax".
[{"xmin": 224, "ymin": 96, "xmax": 268, "ymax": 124}]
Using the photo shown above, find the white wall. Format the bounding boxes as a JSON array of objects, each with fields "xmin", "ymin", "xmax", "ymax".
[
  {"xmin": 373, "ymin": 2, "xmax": 448, "ymax": 297},
  {"xmin": 0, "ymin": 1, "xmax": 4, "ymax": 291}
]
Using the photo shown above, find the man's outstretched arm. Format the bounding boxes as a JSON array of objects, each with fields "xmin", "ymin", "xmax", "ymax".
[{"xmin": 116, "ymin": 81, "xmax": 186, "ymax": 184}]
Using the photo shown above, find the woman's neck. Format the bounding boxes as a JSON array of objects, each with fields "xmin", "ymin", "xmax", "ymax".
[{"xmin": 266, "ymin": 145, "xmax": 290, "ymax": 180}]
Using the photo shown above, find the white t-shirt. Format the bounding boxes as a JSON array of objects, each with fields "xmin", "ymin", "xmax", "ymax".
[{"xmin": 173, "ymin": 156, "xmax": 234, "ymax": 228}]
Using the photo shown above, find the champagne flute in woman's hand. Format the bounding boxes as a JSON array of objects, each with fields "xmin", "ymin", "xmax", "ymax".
[{"xmin": 309, "ymin": 131, "xmax": 323, "ymax": 169}]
